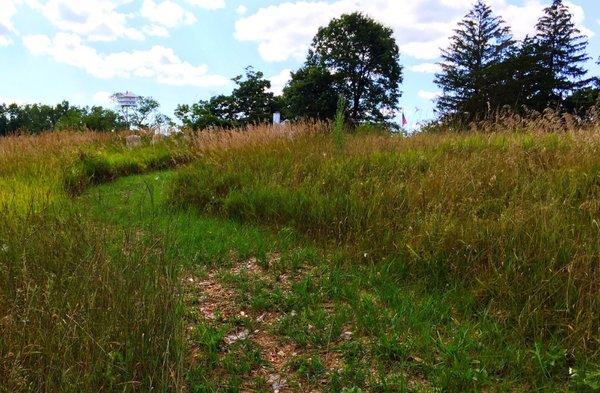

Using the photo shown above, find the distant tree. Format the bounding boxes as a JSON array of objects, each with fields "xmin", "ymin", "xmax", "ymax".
[
  {"xmin": 0, "ymin": 104, "xmax": 9, "ymax": 136},
  {"xmin": 532, "ymin": 0, "xmax": 590, "ymax": 109},
  {"xmin": 564, "ymin": 87, "xmax": 599, "ymax": 115},
  {"xmin": 175, "ymin": 95, "xmax": 237, "ymax": 130},
  {"xmin": 54, "ymin": 106, "xmax": 86, "ymax": 130},
  {"xmin": 129, "ymin": 96, "xmax": 160, "ymax": 129},
  {"xmin": 435, "ymin": 0, "xmax": 515, "ymax": 120},
  {"xmin": 230, "ymin": 66, "xmax": 276, "ymax": 125},
  {"xmin": 282, "ymin": 65, "xmax": 338, "ymax": 121},
  {"xmin": 112, "ymin": 95, "xmax": 169, "ymax": 130},
  {"xmin": 84, "ymin": 106, "xmax": 122, "ymax": 132},
  {"xmin": 176, "ymin": 67, "xmax": 277, "ymax": 130},
  {"xmin": 0, "ymin": 101, "xmax": 124, "ymax": 135},
  {"xmin": 307, "ymin": 12, "xmax": 402, "ymax": 125}
]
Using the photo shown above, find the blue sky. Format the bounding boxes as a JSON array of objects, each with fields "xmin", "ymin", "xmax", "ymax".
[{"xmin": 1, "ymin": 0, "xmax": 599, "ymax": 126}]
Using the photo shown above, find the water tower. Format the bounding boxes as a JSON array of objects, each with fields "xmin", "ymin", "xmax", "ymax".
[{"xmin": 113, "ymin": 91, "xmax": 139, "ymax": 128}]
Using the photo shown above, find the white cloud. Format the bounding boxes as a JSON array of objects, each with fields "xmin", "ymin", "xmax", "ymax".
[
  {"xmin": 30, "ymin": 0, "xmax": 144, "ymax": 42},
  {"xmin": 23, "ymin": 33, "xmax": 230, "ymax": 87},
  {"xmin": 236, "ymin": 5, "xmax": 247, "ymax": 15},
  {"xmin": 143, "ymin": 24, "xmax": 170, "ymax": 37},
  {"xmin": 0, "ymin": 0, "xmax": 20, "ymax": 44},
  {"xmin": 235, "ymin": 0, "xmax": 591, "ymax": 62},
  {"xmin": 564, "ymin": 1, "xmax": 593, "ymax": 37},
  {"xmin": 418, "ymin": 90, "xmax": 441, "ymax": 100},
  {"xmin": 409, "ymin": 62, "xmax": 441, "ymax": 74},
  {"xmin": 235, "ymin": 1, "xmax": 352, "ymax": 62},
  {"xmin": 186, "ymin": 0, "xmax": 225, "ymax": 10},
  {"xmin": 92, "ymin": 91, "xmax": 113, "ymax": 106},
  {"xmin": 268, "ymin": 68, "xmax": 292, "ymax": 95},
  {"xmin": 141, "ymin": 0, "xmax": 196, "ymax": 28}
]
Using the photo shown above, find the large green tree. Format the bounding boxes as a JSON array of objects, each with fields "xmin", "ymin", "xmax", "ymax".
[
  {"xmin": 532, "ymin": 0, "xmax": 590, "ymax": 109},
  {"xmin": 435, "ymin": 0, "xmax": 515, "ymax": 119},
  {"xmin": 282, "ymin": 65, "xmax": 338, "ymax": 121},
  {"xmin": 307, "ymin": 12, "xmax": 402, "ymax": 124}
]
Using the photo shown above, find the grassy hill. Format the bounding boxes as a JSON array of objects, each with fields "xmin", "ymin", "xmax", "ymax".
[{"xmin": 1, "ymin": 125, "xmax": 599, "ymax": 391}]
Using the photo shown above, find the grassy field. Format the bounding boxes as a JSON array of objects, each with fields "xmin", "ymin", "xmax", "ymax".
[{"xmin": 1, "ymin": 125, "xmax": 599, "ymax": 391}]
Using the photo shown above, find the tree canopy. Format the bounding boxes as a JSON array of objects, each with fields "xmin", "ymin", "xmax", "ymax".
[
  {"xmin": 435, "ymin": 0, "xmax": 595, "ymax": 121},
  {"xmin": 176, "ymin": 66, "xmax": 277, "ymax": 130},
  {"xmin": 532, "ymin": 0, "xmax": 590, "ymax": 109},
  {"xmin": 281, "ymin": 65, "xmax": 338, "ymax": 121},
  {"xmin": 306, "ymin": 12, "xmax": 402, "ymax": 125},
  {"xmin": 0, "ymin": 101, "xmax": 123, "ymax": 136}
]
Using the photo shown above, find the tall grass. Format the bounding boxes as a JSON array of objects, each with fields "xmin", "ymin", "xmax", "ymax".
[
  {"xmin": 168, "ymin": 127, "xmax": 600, "ymax": 354},
  {"xmin": 63, "ymin": 144, "xmax": 193, "ymax": 196},
  {"xmin": 0, "ymin": 131, "xmax": 186, "ymax": 391},
  {"xmin": 0, "ymin": 205, "xmax": 183, "ymax": 391},
  {"xmin": 0, "ymin": 131, "xmax": 115, "ymax": 208}
]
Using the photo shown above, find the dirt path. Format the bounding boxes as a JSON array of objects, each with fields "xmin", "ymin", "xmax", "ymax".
[{"xmin": 183, "ymin": 256, "xmax": 312, "ymax": 392}]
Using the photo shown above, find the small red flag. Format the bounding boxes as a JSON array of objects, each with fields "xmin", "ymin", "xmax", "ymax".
[{"xmin": 402, "ymin": 112, "xmax": 408, "ymax": 127}]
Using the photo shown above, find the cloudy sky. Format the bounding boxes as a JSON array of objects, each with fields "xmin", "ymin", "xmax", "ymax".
[{"xmin": 1, "ymin": 0, "xmax": 599, "ymax": 125}]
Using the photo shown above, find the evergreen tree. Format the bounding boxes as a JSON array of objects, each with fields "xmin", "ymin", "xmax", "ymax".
[
  {"xmin": 533, "ymin": 0, "xmax": 589, "ymax": 108},
  {"xmin": 435, "ymin": 0, "xmax": 514, "ymax": 120}
]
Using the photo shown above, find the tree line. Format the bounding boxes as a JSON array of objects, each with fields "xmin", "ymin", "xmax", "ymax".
[
  {"xmin": 1, "ymin": 0, "xmax": 598, "ymax": 136},
  {"xmin": 0, "ymin": 102, "xmax": 121, "ymax": 136},
  {"xmin": 176, "ymin": 12, "xmax": 402, "ymax": 130},
  {"xmin": 0, "ymin": 96, "xmax": 170, "ymax": 136},
  {"xmin": 178, "ymin": 0, "xmax": 599, "ymax": 130},
  {"xmin": 435, "ymin": 0, "xmax": 597, "ymax": 122}
]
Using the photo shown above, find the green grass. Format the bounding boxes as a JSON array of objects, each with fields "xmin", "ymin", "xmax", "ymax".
[
  {"xmin": 0, "ymin": 202, "xmax": 183, "ymax": 391},
  {"xmin": 63, "ymin": 142, "xmax": 193, "ymax": 196},
  {"xmin": 84, "ymin": 171, "xmax": 598, "ymax": 391},
  {"xmin": 2, "ymin": 128, "xmax": 600, "ymax": 391},
  {"xmin": 165, "ymin": 130, "xmax": 600, "ymax": 390},
  {"xmin": 0, "ymin": 133, "xmax": 194, "ymax": 391}
]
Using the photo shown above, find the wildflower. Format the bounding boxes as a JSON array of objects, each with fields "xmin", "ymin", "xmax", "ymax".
[
  {"xmin": 1, "ymin": 244, "xmax": 8, "ymax": 253},
  {"xmin": 363, "ymin": 252, "xmax": 368, "ymax": 258}
]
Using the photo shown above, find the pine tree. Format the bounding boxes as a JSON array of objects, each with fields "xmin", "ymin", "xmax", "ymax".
[
  {"xmin": 435, "ymin": 1, "xmax": 514, "ymax": 120},
  {"xmin": 533, "ymin": 0, "xmax": 590, "ymax": 108},
  {"xmin": 502, "ymin": 36, "xmax": 549, "ymax": 111}
]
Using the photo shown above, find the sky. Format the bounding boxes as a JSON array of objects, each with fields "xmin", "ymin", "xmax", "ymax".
[{"xmin": 1, "ymin": 0, "xmax": 599, "ymax": 127}]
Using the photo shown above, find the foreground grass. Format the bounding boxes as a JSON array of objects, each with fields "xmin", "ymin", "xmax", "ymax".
[
  {"xmin": 167, "ymin": 129, "xmax": 600, "ymax": 389},
  {"xmin": 86, "ymin": 171, "xmax": 600, "ymax": 391},
  {"xmin": 0, "ymin": 132, "xmax": 191, "ymax": 391},
  {"xmin": 2, "ymin": 127, "xmax": 599, "ymax": 391},
  {"xmin": 0, "ymin": 204, "xmax": 183, "ymax": 391}
]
